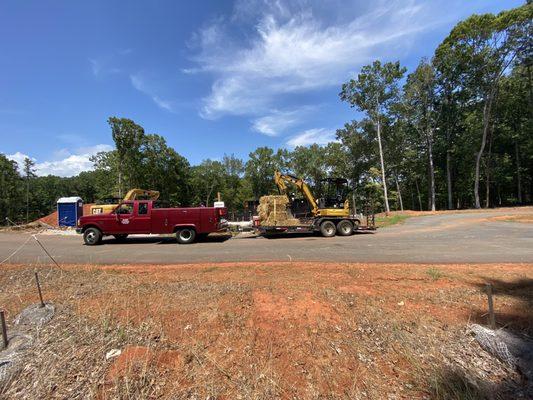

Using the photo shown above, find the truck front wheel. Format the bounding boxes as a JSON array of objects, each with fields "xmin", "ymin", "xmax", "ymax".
[
  {"xmin": 319, "ymin": 221, "xmax": 336, "ymax": 237},
  {"xmin": 176, "ymin": 228, "xmax": 196, "ymax": 244},
  {"xmin": 336, "ymin": 220, "xmax": 354, "ymax": 236},
  {"xmin": 83, "ymin": 227, "xmax": 102, "ymax": 246}
]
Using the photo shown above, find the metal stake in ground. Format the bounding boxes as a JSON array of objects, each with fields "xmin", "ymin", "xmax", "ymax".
[
  {"xmin": 31, "ymin": 235, "xmax": 63, "ymax": 270},
  {"xmin": 0, "ymin": 310, "xmax": 8, "ymax": 349},
  {"xmin": 35, "ymin": 272, "xmax": 45, "ymax": 308},
  {"xmin": 486, "ymin": 283, "xmax": 496, "ymax": 329}
]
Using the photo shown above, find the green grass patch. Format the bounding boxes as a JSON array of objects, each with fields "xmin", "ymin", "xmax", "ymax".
[
  {"xmin": 426, "ymin": 267, "xmax": 444, "ymax": 281},
  {"xmin": 375, "ymin": 213, "xmax": 410, "ymax": 228}
]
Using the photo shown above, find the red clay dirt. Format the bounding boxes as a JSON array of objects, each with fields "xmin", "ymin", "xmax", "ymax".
[{"xmin": 1, "ymin": 262, "xmax": 531, "ymax": 399}]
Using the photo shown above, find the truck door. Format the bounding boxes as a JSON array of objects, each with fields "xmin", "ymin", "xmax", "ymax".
[
  {"xmin": 129, "ymin": 202, "xmax": 151, "ymax": 233},
  {"xmin": 112, "ymin": 202, "xmax": 134, "ymax": 233}
]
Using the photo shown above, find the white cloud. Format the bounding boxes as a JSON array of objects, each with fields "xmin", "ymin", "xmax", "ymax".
[
  {"xmin": 130, "ymin": 74, "xmax": 175, "ymax": 112},
  {"xmin": 89, "ymin": 58, "xmax": 120, "ymax": 77},
  {"xmin": 5, "ymin": 152, "xmax": 35, "ymax": 170},
  {"xmin": 6, "ymin": 144, "xmax": 113, "ymax": 177},
  {"xmin": 89, "ymin": 58, "xmax": 101, "ymax": 76},
  {"xmin": 189, "ymin": 0, "xmax": 444, "ymax": 120},
  {"xmin": 251, "ymin": 106, "xmax": 313, "ymax": 136},
  {"xmin": 286, "ymin": 128, "xmax": 337, "ymax": 147}
]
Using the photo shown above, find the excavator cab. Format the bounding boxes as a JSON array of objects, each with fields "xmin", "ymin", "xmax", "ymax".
[{"xmin": 318, "ymin": 178, "xmax": 349, "ymax": 209}]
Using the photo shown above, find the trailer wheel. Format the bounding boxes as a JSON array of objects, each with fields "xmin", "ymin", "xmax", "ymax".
[
  {"xmin": 336, "ymin": 220, "xmax": 354, "ymax": 236},
  {"xmin": 113, "ymin": 234, "xmax": 128, "ymax": 241},
  {"xmin": 83, "ymin": 227, "xmax": 102, "ymax": 246},
  {"xmin": 319, "ymin": 220, "xmax": 336, "ymax": 237},
  {"xmin": 176, "ymin": 228, "xmax": 196, "ymax": 244}
]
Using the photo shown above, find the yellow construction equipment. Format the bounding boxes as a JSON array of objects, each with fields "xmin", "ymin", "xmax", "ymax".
[
  {"xmin": 255, "ymin": 171, "xmax": 362, "ymax": 237},
  {"xmin": 90, "ymin": 189, "xmax": 160, "ymax": 214},
  {"xmin": 274, "ymin": 171, "xmax": 350, "ymax": 217}
]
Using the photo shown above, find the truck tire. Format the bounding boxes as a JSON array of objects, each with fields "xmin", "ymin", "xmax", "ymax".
[
  {"xmin": 336, "ymin": 220, "xmax": 354, "ymax": 236},
  {"xmin": 113, "ymin": 234, "xmax": 128, "ymax": 241},
  {"xmin": 319, "ymin": 220, "xmax": 336, "ymax": 237},
  {"xmin": 176, "ymin": 228, "xmax": 196, "ymax": 244},
  {"xmin": 83, "ymin": 227, "xmax": 102, "ymax": 246}
]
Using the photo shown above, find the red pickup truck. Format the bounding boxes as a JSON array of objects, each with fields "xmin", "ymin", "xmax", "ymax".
[{"xmin": 76, "ymin": 200, "xmax": 228, "ymax": 245}]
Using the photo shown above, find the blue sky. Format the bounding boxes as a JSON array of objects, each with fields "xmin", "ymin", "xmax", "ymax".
[{"xmin": 1, "ymin": 0, "xmax": 521, "ymax": 176}]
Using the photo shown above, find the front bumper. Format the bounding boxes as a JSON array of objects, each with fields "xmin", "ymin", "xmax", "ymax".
[{"xmin": 75, "ymin": 228, "xmax": 83, "ymax": 234}]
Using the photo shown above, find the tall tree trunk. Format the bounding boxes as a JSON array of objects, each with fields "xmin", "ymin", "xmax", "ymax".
[
  {"xmin": 515, "ymin": 141, "xmax": 522, "ymax": 204},
  {"xmin": 376, "ymin": 118, "xmax": 390, "ymax": 215},
  {"xmin": 484, "ymin": 123, "xmax": 494, "ymax": 209},
  {"xmin": 446, "ymin": 135, "xmax": 453, "ymax": 210},
  {"xmin": 118, "ymin": 170, "xmax": 122, "ymax": 198},
  {"xmin": 395, "ymin": 174, "xmax": 404, "ymax": 211},
  {"xmin": 414, "ymin": 177, "xmax": 423, "ymax": 211},
  {"xmin": 26, "ymin": 178, "xmax": 29, "ymax": 223},
  {"xmin": 427, "ymin": 130, "xmax": 436, "ymax": 212},
  {"xmin": 474, "ymin": 94, "xmax": 493, "ymax": 209}
]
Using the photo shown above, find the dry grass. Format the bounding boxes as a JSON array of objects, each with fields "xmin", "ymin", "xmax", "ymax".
[{"xmin": 0, "ymin": 262, "xmax": 531, "ymax": 399}]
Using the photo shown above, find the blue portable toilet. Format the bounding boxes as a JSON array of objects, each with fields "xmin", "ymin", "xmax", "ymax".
[{"xmin": 57, "ymin": 197, "xmax": 83, "ymax": 227}]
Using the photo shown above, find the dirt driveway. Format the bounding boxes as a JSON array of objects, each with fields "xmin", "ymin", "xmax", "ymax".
[{"xmin": 1, "ymin": 207, "xmax": 532, "ymax": 264}]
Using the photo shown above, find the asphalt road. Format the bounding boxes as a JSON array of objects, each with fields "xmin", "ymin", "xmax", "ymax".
[{"xmin": 1, "ymin": 209, "xmax": 532, "ymax": 264}]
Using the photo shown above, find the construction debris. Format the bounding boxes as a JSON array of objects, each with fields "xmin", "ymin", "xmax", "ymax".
[
  {"xmin": 0, "ymin": 303, "xmax": 55, "ymax": 388},
  {"xmin": 258, "ymin": 195, "xmax": 301, "ymax": 226},
  {"xmin": 470, "ymin": 324, "xmax": 533, "ymax": 381}
]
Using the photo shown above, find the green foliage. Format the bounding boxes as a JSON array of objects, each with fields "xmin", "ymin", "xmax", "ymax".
[{"xmin": 245, "ymin": 147, "xmax": 289, "ymax": 199}]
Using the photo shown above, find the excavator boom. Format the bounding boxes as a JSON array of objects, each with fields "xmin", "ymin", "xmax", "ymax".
[
  {"xmin": 274, "ymin": 171, "xmax": 319, "ymax": 216},
  {"xmin": 273, "ymin": 171, "xmax": 350, "ymax": 218},
  {"xmin": 90, "ymin": 188, "xmax": 160, "ymax": 214},
  {"xmin": 123, "ymin": 189, "xmax": 160, "ymax": 201}
]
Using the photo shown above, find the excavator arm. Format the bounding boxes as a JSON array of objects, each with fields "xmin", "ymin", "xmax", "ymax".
[
  {"xmin": 274, "ymin": 171, "xmax": 319, "ymax": 216},
  {"xmin": 123, "ymin": 189, "xmax": 160, "ymax": 202}
]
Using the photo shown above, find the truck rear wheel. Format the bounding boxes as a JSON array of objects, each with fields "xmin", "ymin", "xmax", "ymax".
[
  {"xmin": 319, "ymin": 220, "xmax": 336, "ymax": 237},
  {"xmin": 176, "ymin": 228, "xmax": 196, "ymax": 244},
  {"xmin": 83, "ymin": 227, "xmax": 102, "ymax": 246},
  {"xmin": 336, "ymin": 220, "xmax": 353, "ymax": 236}
]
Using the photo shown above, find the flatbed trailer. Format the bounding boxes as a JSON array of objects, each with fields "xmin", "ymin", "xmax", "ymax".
[{"xmin": 255, "ymin": 214, "xmax": 375, "ymax": 237}]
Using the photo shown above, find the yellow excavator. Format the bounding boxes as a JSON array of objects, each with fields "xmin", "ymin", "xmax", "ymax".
[
  {"xmin": 89, "ymin": 189, "xmax": 160, "ymax": 214},
  {"xmin": 274, "ymin": 171, "xmax": 350, "ymax": 217},
  {"xmin": 256, "ymin": 171, "xmax": 362, "ymax": 237}
]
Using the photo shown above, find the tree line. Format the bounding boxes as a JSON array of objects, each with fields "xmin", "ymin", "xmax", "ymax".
[{"xmin": 1, "ymin": 3, "xmax": 531, "ymax": 224}]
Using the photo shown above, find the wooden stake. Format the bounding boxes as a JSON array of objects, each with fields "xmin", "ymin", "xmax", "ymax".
[
  {"xmin": 486, "ymin": 283, "xmax": 495, "ymax": 329},
  {"xmin": 217, "ymin": 192, "xmax": 221, "ymax": 202},
  {"xmin": 0, "ymin": 311, "xmax": 8, "ymax": 349},
  {"xmin": 35, "ymin": 272, "xmax": 45, "ymax": 308}
]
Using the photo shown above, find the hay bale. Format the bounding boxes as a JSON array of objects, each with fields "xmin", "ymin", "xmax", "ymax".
[{"xmin": 258, "ymin": 195, "xmax": 301, "ymax": 226}]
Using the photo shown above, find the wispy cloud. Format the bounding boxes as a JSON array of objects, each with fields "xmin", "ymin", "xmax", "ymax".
[
  {"xmin": 130, "ymin": 74, "xmax": 175, "ymax": 112},
  {"xmin": 251, "ymin": 106, "xmax": 314, "ymax": 136},
  {"xmin": 189, "ymin": 0, "xmax": 445, "ymax": 121},
  {"xmin": 89, "ymin": 57, "xmax": 121, "ymax": 77},
  {"xmin": 286, "ymin": 128, "xmax": 336, "ymax": 147},
  {"xmin": 6, "ymin": 144, "xmax": 113, "ymax": 177}
]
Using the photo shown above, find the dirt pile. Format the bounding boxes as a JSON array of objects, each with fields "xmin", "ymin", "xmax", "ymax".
[
  {"xmin": 38, "ymin": 203, "xmax": 94, "ymax": 227},
  {"xmin": 257, "ymin": 195, "xmax": 301, "ymax": 226}
]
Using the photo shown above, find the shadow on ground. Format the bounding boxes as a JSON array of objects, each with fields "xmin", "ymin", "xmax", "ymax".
[
  {"xmin": 98, "ymin": 234, "xmax": 233, "ymax": 246},
  {"xmin": 472, "ymin": 278, "xmax": 533, "ymax": 335},
  {"xmin": 426, "ymin": 277, "xmax": 533, "ymax": 399}
]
